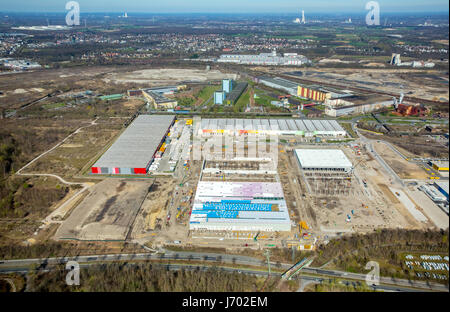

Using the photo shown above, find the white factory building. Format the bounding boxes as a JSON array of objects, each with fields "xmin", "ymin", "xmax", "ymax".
[
  {"xmin": 217, "ymin": 50, "xmax": 309, "ymax": 66},
  {"xmin": 190, "ymin": 181, "xmax": 292, "ymax": 232},
  {"xmin": 295, "ymin": 149, "xmax": 353, "ymax": 173},
  {"xmin": 198, "ymin": 118, "xmax": 347, "ymax": 137}
]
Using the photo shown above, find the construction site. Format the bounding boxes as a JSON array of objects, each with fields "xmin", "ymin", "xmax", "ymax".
[{"xmin": 43, "ymin": 112, "xmax": 443, "ymax": 253}]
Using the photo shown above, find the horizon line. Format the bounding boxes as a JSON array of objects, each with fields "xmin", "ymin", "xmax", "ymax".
[{"xmin": 0, "ymin": 10, "xmax": 449, "ymax": 15}]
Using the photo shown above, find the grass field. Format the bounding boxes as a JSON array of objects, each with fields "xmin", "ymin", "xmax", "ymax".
[
  {"xmin": 196, "ymin": 85, "xmax": 221, "ymax": 106},
  {"xmin": 254, "ymin": 93, "xmax": 274, "ymax": 107},
  {"xmin": 340, "ymin": 123, "xmax": 359, "ymax": 138},
  {"xmin": 42, "ymin": 102, "xmax": 66, "ymax": 110},
  {"xmin": 233, "ymin": 89, "xmax": 250, "ymax": 113}
]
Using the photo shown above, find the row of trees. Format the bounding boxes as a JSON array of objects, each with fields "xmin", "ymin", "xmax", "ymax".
[
  {"xmin": 313, "ymin": 229, "xmax": 449, "ymax": 282},
  {"xmin": 28, "ymin": 264, "xmax": 261, "ymax": 292}
]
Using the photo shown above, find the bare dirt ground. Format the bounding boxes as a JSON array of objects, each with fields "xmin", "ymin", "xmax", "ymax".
[
  {"xmin": 104, "ymin": 68, "xmax": 237, "ymax": 85},
  {"xmin": 132, "ymin": 160, "xmax": 204, "ymax": 246},
  {"xmin": 276, "ymin": 68, "xmax": 449, "ymax": 102},
  {"xmin": 373, "ymin": 142, "xmax": 430, "ymax": 180},
  {"xmin": 26, "ymin": 118, "xmax": 123, "ymax": 178},
  {"xmin": 406, "ymin": 183, "xmax": 449, "ymax": 230},
  {"xmin": 282, "ymin": 144, "xmax": 424, "ymax": 237},
  {"xmin": 132, "ymin": 178, "xmax": 176, "ymax": 237},
  {"xmin": 54, "ymin": 179, "xmax": 153, "ymax": 241},
  {"xmin": 0, "ymin": 66, "xmax": 121, "ymax": 109},
  {"xmin": 0, "ymin": 65, "xmax": 183, "ymax": 110}
]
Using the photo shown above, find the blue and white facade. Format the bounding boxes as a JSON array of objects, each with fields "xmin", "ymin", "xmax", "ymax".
[
  {"xmin": 222, "ymin": 79, "xmax": 233, "ymax": 93},
  {"xmin": 190, "ymin": 181, "xmax": 291, "ymax": 232},
  {"xmin": 435, "ymin": 182, "xmax": 449, "ymax": 202},
  {"xmin": 214, "ymin": 91, "xmax": 226, "ymax": 105}
]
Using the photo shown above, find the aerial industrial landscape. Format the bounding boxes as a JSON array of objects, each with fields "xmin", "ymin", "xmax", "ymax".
[{"xmin": 0, "ymin": 0, "xmax": 449, "ymax": 296}]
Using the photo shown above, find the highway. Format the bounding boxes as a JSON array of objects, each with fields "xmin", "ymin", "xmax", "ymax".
[
  {"xmin": 1, "ymin": 256, "xmax": 441, "ymax": 293},
  {"xmin": 301, "ymin": 268, "xmax": 448, "ymax": 292},
  {"xmin": 1, "ymin": 250, "xmax": 448, "ymax": 292},
  {"xmin": 297, "ymin": 275, "xmax": 428, "ymax": 293},
  {"xmin": 0, "ymin": 250, "xmax": 268, "ymax": 270}
]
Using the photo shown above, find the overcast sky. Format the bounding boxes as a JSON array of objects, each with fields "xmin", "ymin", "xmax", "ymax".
[{"xmin": 0, "ymin": 0, "xmax": 448, "ymax": 13}]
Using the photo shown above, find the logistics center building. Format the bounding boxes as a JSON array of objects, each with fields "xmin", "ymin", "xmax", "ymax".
[
  {"xmin": 256, "ymin": 76, "xmax": 352, "ymax": 102},
  {"xmin": 198, "ymin": 118, "xmax": 347, "ymax": 137},
  {"xmin": 190, "ymin": 181, "xmax": 292, "ymax": 232},
  {"xmin": 91, "ymin": 115, "xmax": 175, "ymax": 175},
  {"xmin": 295, "ymin": 149, "xmax": 353, "ymax": 173}
]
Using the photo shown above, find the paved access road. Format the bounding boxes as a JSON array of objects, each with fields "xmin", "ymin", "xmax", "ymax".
[
  {"xmin": 297, "ymin": 275, "xmax": 427, "ymax": 293},
  {"xmin": 0, "ymin": 250, "xmax": 267, "ymax": 270},
  {"xmin": 1, "ymin": 257, "xmax": 436, "ymax": 293},
  {"xmin": 301, "ymin": 268, "xmax": 448, "ymax": 292}
]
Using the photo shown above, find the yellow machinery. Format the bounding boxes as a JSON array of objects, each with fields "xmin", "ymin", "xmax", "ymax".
[
  {"xmin": 432, "ymin": 163, "xmax": 449, "ymax": 172},
  {"xmin": 299, "ymin": 221, "xmax": 309, "ymax": 236},
  {"xmin": 300, "ymin": 221, "xmax": 309, "ymax": 230}
]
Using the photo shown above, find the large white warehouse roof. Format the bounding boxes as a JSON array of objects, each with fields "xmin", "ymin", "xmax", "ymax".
[
  {"xmin": 295, "ymin": 149, "xmax": 353, "ymax": 171},
  {"xmin": 199, "ymin": 118, "xmax": 347, "ymax": 136},
  {"xmin": 190, "ymin": 181, "xmax": 291, "ymax": 232}
]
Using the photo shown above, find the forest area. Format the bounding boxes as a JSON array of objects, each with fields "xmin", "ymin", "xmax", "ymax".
[
  {"xmin": 313, "ymin": 229, "xmax": 449, "ymax": 283},
  {"xmin": 0, "ymin": 229, "xmax": 448, "ymax": 292},
  {"xmin": 27, "ymin": 263, "xmax": 272, "ymax": 292},
  {"xmin": 0, "ymin": 119, "xmax": 75, "ymax": 220}
]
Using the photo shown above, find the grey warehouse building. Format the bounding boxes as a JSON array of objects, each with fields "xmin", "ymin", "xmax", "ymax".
[
  {"xmin": 91, "ymin": 115, "xmax": 175, "ymax": 175},
  {"xmin": 257, "ymin": 76, "xmax": 299, "ymax": 96}
]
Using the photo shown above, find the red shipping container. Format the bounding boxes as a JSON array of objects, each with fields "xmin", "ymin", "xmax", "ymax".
[
  {"xmin": 91, "ymin": 167, "xmax": 100, "ymax": 174},
  {"xmin": 134, "ymin": 168, "xmax": 147, "ymax": 175}
]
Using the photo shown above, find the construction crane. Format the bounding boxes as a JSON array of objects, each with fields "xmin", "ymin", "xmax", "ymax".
[{"xmin": 299, "ymin": 221, "xmax": 309, "ymax": 236}]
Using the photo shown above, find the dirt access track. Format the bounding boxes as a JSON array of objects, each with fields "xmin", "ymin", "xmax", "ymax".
[
  {"xmin": 54, "ymin": 179, "xmax": 153, "ymax": 241},
  {"xmin": 103, "ymin": 68, "xmax": 237, "ymax": 85},
  {"xmin": 373, "ymin": 142, "xmax": 429, "ymax": 180}
]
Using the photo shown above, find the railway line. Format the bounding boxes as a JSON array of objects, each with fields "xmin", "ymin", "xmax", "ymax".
[{"xmin": 245, "ymin": 70, "xmax": 449, "ymax": 107}]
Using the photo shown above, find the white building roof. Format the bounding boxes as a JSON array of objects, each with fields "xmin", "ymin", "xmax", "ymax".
[
  {"xmin": 295, "ymin": 149, "xmax": 353, "ymax": 169},
  {"xmin": 93, "ymin": 115, "xmax": 174, "ymax": 169},
  {"xmin": 199, "ymin": 118, "xmax": 347, "ymax": 135},
  {"xmin": 190, "ymin": 181, "xmax": 291, "ymax": 231}
]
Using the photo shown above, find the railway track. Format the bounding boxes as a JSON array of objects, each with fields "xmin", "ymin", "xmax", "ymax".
[{"xmin": 247, "ymin": 70, "xmax": 449, "ymax": 107}]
